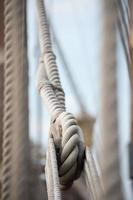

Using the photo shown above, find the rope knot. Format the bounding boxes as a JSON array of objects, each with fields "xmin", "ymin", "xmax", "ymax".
[{"xmin": 52, "ymin": 111, "xmax": 85, "ymax": 189}]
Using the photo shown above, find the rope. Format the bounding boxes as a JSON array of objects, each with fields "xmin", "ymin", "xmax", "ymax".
[
  {"xmin": 117, "ymin": 0, "xmax": 133, "ymax": 180},
  {"xmin": 0, "ymin": 2, "xmax": 4, "ymax": 196},
  {"xmin": 45, "ymin": 135, "xmax": 61, "ymax": 200},
  {"xmin": 98, "ymin": 1, "xmax": 124, "ymax": 199},
  {"xmin": 0, "ymin": 63, "xmax": 4, "ymax": 196},
  {"xmin": 83, "ymin": 148, "xmax": 102, "ymax": 200},
  {"xmin": 2, "ymin": 0, "xmax": 32, "ymax": 199},
  {"xmin": 10, "ymin": 0, "xmax": 31, "ymax": 199},
  {"xmin": 36, "ymin": 0, "xmax": 85, "ymax": 194},
  {"xmin": 128, "ymin": 1, "xmax": 133, "ymax": 180},
  {"xmin": 2, "ymin": 0, "xmax": 15, "ymax": 199}
]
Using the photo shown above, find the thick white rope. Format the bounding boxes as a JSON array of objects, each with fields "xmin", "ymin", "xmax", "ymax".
[{"xmin": 36, "ymin": 0, "xmax": 85, "ymax": 196}]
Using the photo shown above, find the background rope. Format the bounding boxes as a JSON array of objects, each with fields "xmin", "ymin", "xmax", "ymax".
[
  {"xmin": 98, "ymin": 0, "xmax": 124, "ymax": 199},
  {"xmin": 2, "ymin": 0, "xmax": 32, "ymax": 199},
  {"xmin": 36, "ymin": 0, "xmax": 85, "ymax": 193},
  {"xmin": 2, "ymin": 0, "xmax": 15, "ymax": 199},
  {"xmin": 117, "ymin": 0, "xmax": 133, "ymax": 181},
  {"xmin": 0, "ymin": 0, "xmax": 4, "ymax": 196},
  {"xmin": 129, "ymin": 1, "xmax": 133, "ymax": 181},
  {"xmin": 9, "ymin": 0, "xmax": 32, "ymax": 199}
]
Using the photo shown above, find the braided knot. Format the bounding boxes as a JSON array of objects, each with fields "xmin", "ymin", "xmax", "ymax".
[{"xmin": 52, "ymin": 112, "xmax": 85, "ymax": 189}]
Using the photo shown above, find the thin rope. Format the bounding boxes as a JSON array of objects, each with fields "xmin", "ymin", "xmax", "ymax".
[{"xmin": 128, "ymin": 1, "xmax": 133, "ymax": 180}]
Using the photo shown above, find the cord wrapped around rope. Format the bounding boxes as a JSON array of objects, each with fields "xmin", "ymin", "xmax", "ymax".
[{"xmin": 36, "ymin": 0, "xmax": 85, "ymax": 196}]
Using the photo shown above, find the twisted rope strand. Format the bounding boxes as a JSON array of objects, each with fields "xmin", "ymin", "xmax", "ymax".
[
  {"xmin": 2, "ymin": 0, "xmax": 32, "ymax": 199},
  {"xmin": 10, "ymin": 1, "xmax": 31, "ymax": 199},
  {"xmin": 36, "ymin": 0, "xmax": 85, "ymax": 194},
  {"xmin": 2, "ymin": 1, "xmax": 15, "ymax": 199}
]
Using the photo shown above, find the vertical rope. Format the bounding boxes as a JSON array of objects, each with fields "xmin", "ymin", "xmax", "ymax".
[
  {"xmin": 2, "ymin": 0, "xmax": 32, "ymax": 199},
  {"xmin": 2, "ymin": 0, "xmax": 15, "ymax": 199},
  {"xmin": 129, "ymin": 1, "xmax": 133, "ymax": 180},
  {"xmin": 98, "ymin": 1, "xmax": 124, "ymax": 199},
  {"xmin": 0, "ymin": 62, "xmax": 4, "ymax": 196},
  {"xmin": 36, "ymin": 0, "xmax": 65, "ymax": 111},
  {"xmin": 45, "ymin": 137, "xmax": 61, "ymax": 200},
  {"xmin": 0, "ymin": 2, "xmax": 4, "ymax": 197},
  {"xmin": 10, "ymin": 0, "xmax": 31, "ymax": 199}
]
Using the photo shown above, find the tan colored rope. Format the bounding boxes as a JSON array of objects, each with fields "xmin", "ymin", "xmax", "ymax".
[
  {"xmin": 0, "ymin": 0, "xmax": 4, "ymax": 171},
  {"xmin": 2, "ymin": 0, "xmax": 32, "ymax": 199},
  {"xmin": 9, "ymin": 0, "xmax": 31, "ymax": 199},
  {"xmin": 2, "ymin": 1, "xmax": 15, "ymax": 199},
  {"xmin": 98, "ymin": 1, "xmax": 124, "ymax": 199}
]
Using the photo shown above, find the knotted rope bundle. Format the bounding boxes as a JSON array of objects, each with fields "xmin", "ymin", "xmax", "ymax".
[{"xmin": 36, "ymin": 0, "xmax": 85, "ymax": 196}]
